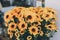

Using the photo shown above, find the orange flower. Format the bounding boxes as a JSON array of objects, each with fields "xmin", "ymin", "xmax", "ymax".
[
  {"xmin": 18, "ymin": 21, "xmax": 27, "ymax": 31},
  {"xmin": 37, "ymin": 8, "xmax": 44, "ymax": 15},
  {"xmin": 28, "ymin": 7, "xmax": 36, "ymax": 12},
  {"xmin": 12, "ymin": 7, "xmax": 24, "ymax": 13},
  {"xmin": 39, "ymin": 31, "xmax": 44, "ymax": 36},
  {"xmin": 27, "ymin": 36, "xmax": 32, "ymax": 40},
  {"xmin": 35, "ymin": 14, "xmax": 42, "ymax": 21},
  {"xmin": 4, "ymin": 12, "xmax": 12, "ymax": 23},
  {"xmin": 23, "ymin": 11, "xmax": 37, "ymax": 23},
  {"xmin": 8, "ymin": 22, "xmax": 17, "ymax": 31},
  {"xmin": 15, "ymin": 32, "xmax": 19, "ymax": 37},
  {"xmin": 45, "ymin": 24, "xmax": 57, "ymax": 31},
  {"xmin": 20, "ymin": 30, "xmax": 25, "ymax": 35},
  {"xmin": 45, "ymin": 7, "xmax": 56, "ymax": 14},
  {"xmin": 42, "ymin": 12, "xmax": 55, "ymax": 21},
  {"xmin": 7, "ymin": 29, "xmax": 13, "ymax": 38},
  {"xmin": 28, "ymin": 26, "xmax": 38, "ymax": 36}
]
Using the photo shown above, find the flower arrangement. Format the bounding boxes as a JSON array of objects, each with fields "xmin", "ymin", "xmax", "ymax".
[{"xmin": 4, "ymin": 7, "xmax": 57, "ymax": 40}]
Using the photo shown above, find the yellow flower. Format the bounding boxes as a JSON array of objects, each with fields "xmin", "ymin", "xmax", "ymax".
[
  {"xmin": 27, "ymin": 36, "xmax": 32, "ymax": 40},
  {"xmin": 12, "ymin": 7, "xmax": 25, "ymax": 13},
  {"xmin": 35, "ymin": 7, "xmax": 42, "ymax": 11},
  {"xmin": 15, "ymin": 32, "xmax": 19, "ymax": 37},
  {"xmin": 4, "ymin": 12, "xmax": 12, "ymax": 23},
  {"xmin": 8, "ymin": 22, "xmax": 17, "ymax": 31},
  {"xmin": 24, "ymin": 11, "xmax": 37, "ymax": 23},
  {"xmin": 38, "ymin": 26, "xmax": 41, "ymax": 31},
  {"xmin": 18, "ymin": 21, "xmax": 27, "ymax": 31},
  {"xmin": 32, "ymin": 21, "xmax": 41, "ymax": 26},
  {"xmin": 37, "ymin": 8, "xmax": 44, "ymax": 15},
  {"xmin": 28, "ymin": 7, "xmax": 36, "ymax": 12},
  {"xmin": 20, "ymin": 30, "xmax": 25, "ymax": 35},
  {"xmin": 42, "ymin": 12, "xmax": 55, "ymax": 21},
  {"xmin": 7, "ymin": 29, "xmax": 13, "ymax": 38},
  {"xmin": 35, "ymin": 14, "xmax": 41, "ymax": 21},
  {"xmin": 45, "ymin": 7, "xmax": 56, "ymax": 14},
  {"xmin": 45, "ymin": 33, "xmax": 50, "ymax": 37},
  {"xmin": 28, "ymin": 26, "xmax": 38, "ymax": 36},
  {"xmin": 17, "ymin": 13, "xmax": 24, "ymax": 20},
  {"xmin": 39, "ymin": 31, "xmax": 44, "ymax": 36},
  {"xmin": 11, "ymin": 13, "xmax": 18, "ymax": 18},
  {"xmin": 50, "ymin": 19, "xmax": 56, "ymax": 24},
  {"xmin": 45, "ymin": 24, "xmax": 57, "ymax": 31}
]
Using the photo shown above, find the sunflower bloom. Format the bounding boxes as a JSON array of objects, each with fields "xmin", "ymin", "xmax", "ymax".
[
  {"xmin": 20, "ymin": 30, "xmax": 25, "ymax": 35},
  {"xmin": 7, "ymin": 29, "xmax": 13, "ymax": 38},
  {"xmin": 18, "ymin": 21, "xmax": 27, "ymax": 31},
  {"xmin": 15, "ymin": 32, "xmax": 19, "ymax": 37},
  {"xmin": 29, "ymin": 26, "xmax": 38, "ymax": 36},
  {"xmin": 42, "ymin": 13, "xmax": 55, "ymax": 21},
  {"xmin": 45, "ymin": 24, "xmax": 57, "ymax": 31},
  {"xmin": 35, "ymin": 14, "xmax": 42, "ymax": 21},
  {"xmin": 8, "ymin": 22, "xmax": 17, "ymax": 31},
  {"xmin": 28, "ymin": 7, "xmax": 36, "ymax": 12},
  {"xmin": 39, "ymin": 31, "xmax": 44, "ymax": 36},
  {"xmin": 27, "ymin": 36, "xmax": 32, "ymax": 40},
  {"xmin": 24, "ymin": 11, "xmax": 37, "ymax": 23},
  {"xmin": 4, "ymin": 12, "xmax": 12, "ymax": 23}
]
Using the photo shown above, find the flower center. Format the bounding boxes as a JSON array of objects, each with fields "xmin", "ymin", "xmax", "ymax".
[
  {"xmin": 52, "ymin": 12, "xmax": 54, "ymax": 14},
  {"xmin": 13, "ymin": 15, "xmax": 15, "ymax": 18},
  {"xmin": 6, "ymin": 15, "xmax": 9, "ymax": 18},
  {"xmin": 36, "ymin": 15, "xmax": 39, "ymax": 18},
  {"xmin": 32, "ymin": 28, "xmax": 35, "ymax": 32},
  {"xmin": 11, "ymin": 25, "xmax": 14, "ymax": 28},
  {"xmin": 46, "ymin": 14, "xmax": 49, "ymax": 17},
  {"xmin": 49, "ymin": 26, "xmax": 51, "ymax": 28},
  {"xmin": 22, "ymin": 24, "xmax": 25, "ymax": 28},
  {"xmin": 48, "ymin": 10, "xmax": 51, "ymax": 12},
  {"xmin": 27, "ymin": 15, "xmax": 32, "ymax": 19},
  {"xmin": 34, "ymin": 22, "xmax": 38, "ymax": 24}
]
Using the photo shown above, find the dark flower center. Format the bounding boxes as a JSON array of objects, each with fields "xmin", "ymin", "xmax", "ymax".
[
  {"xmin": 32, "ymin": 28, "xmax": 35, "ymax": 32},
  {"xmin": 18, "ymin": 21, "xmax": 20, "ymax": 23},
  {"xmin": 18, "ymin": 12, "xmax": 20, "ymax": 14},
  {"xmin": 11, "ymin": 25, "xmax": 14, "ymax": 28},
  {"xmin": 48, "ymin": 10, "xmax": 51, "ymax": 12},
  {"xmin": 52, "ymin": 12, "xmax": 54, "ymax": 14},
  {"xmin": 6, "ymin": 15, "xmax": 9, "ymax": 18},
  {"xmin": 49, "ymin": 26, "xmax": 51, "ymax": 28},
  {"xmin": 36, "ymin": 15, "xmax": 39, "ymax": 18},
  {"xmin": 27, "ymin": 15, "xmax": 32, "ymax": 19},
  {"xmin": 46, "ymin": 14, "xmax": 49, "ymax": 17},
  {"xmin": 22, "ymin": 24, "xmax": 25, "ymax": 28},
  {"xmin": 40, "ymin": 10, "xmax": 43, "ymax": 12},
  {"xmin": 21, "ymin": 31, "xmax": 24, "ymax": 33},
  {"xmin": 34, "ymin": 22, "xmax": 38, "ymax": 24},
  {"xmin": 36, "ymin": 12, "xmax": 38, "ymax": 13},
  {"xmin": 13, "ymin": 15, "xmax": 15, "ymax": 18}
]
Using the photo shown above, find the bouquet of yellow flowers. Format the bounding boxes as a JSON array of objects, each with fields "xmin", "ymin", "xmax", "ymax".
[{"xmin": 4, "ymin": 7, "xmax": 57, "ymax": 40}]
